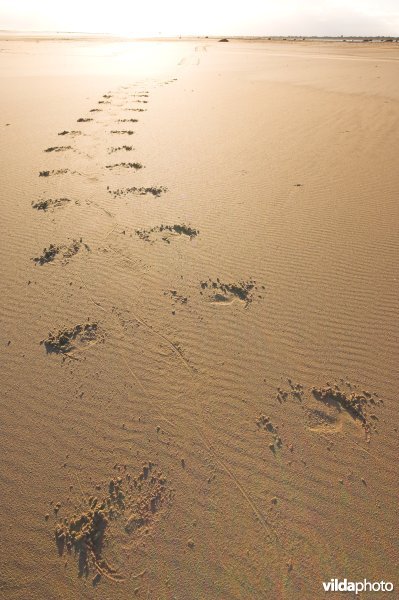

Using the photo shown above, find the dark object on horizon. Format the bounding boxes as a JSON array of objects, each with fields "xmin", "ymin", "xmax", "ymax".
[{"xmin": 219, "ymin": 38, "xmax": 229, "ymax": 42}]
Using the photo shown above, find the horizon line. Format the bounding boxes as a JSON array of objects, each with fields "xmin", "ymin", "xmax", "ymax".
[{"xmin": 0, "ymin": 29, "xmax": 398, "ymax": 39}]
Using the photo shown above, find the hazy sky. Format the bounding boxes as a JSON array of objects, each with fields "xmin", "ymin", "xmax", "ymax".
[{"xmin": 0, "ymin": 0, "xmax": 398, "ymax": 36}]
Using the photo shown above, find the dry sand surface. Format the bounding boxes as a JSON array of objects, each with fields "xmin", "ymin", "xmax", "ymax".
[{"xmin": 0, "ymin": 36, "xmax": 398, "ymax": 599}]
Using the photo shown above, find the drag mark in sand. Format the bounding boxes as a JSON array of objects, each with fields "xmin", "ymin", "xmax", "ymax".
[
  {"xmin": 76, "ymin": 273, "xmax": 192, "ymax": 383},
  {"xmin": 77, "ymin": 258, "xmax": 275, "ymax": 557},
  {"xmin": 111, "ymin": 306, "xmax": 193, "ymax": 375},
  {"xmin": 198, "ymin": 426, "xmax": 280, "ymax": 545},
  {"xmin": 38, "ymin": 76, "xmax": 278, "ymax": 581}
]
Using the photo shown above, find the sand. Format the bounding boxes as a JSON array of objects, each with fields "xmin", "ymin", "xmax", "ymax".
[{"xmin": 0, "ymin": 36, "xmax": 398, "ymax": 599}]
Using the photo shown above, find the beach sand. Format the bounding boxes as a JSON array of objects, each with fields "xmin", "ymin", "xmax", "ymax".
[{"xmin": 0, "ymin": 37, "xmax": 398, "ymax": 599}]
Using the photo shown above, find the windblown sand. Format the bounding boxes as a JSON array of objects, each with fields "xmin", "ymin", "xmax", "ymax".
[{"xmin": 0, "ymin": 37, "xmax": 398, "ymax": 599}]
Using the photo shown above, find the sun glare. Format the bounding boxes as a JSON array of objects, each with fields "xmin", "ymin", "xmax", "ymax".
[{"xmin": 0, "ymin": 0, "xmax": 398, "ymax": 37}]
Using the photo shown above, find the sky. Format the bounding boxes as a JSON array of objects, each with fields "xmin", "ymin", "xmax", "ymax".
[{"xmin": 0, "ymin": 0, "xmax": 398, "ymax": 37}]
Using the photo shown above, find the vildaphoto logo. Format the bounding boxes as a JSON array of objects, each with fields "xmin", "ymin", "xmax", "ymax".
[{"xmin": 322, "ymin": 579, "xmax": 394, "ymax": 594}]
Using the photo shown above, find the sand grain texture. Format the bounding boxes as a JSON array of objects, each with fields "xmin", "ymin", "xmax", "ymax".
[{"xmin": 0, "ymin": 37, "xmax": 398, "ymax": 599}]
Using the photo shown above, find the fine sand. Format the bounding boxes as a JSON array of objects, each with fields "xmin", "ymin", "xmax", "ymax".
[{"xmin": 0, "ymin": 37, "xmax": 398, "ymax": 599}]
